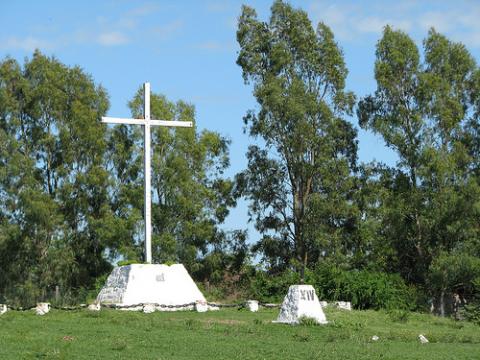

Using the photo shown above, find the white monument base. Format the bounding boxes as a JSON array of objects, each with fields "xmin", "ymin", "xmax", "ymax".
[
  {"xmin": 274, "ymin": 285, "xmax": 328, "ymax": 324},
  {"xmin": 97, "ymin": 264, "xmax": 206, "ymax": 310}
]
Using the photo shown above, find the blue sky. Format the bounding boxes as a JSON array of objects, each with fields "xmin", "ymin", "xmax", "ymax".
[{"xmin": 2, "ymin": 0, "xmax": 480, "ymax": 243}]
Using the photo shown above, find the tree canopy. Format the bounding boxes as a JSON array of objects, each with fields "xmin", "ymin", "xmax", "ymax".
[
  {"xmin": 0, "ymin": 51, "xmax": 111, "ymax": 303},
  {"xmin": 236, "ymin": 0, "xmax": 358, "ymax": 278},
  {"xmin": 1, "ymin": 2, "xmax": 480, "ymax": 314}
]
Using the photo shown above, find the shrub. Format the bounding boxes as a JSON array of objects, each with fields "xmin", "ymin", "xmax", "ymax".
[
  {"xmin": 308, "ymin": 264, "xmax": 416, "ymax": 310},
  {"xmin": 247, "ymin": 269, "xmax": 301, "ymax": 303},
  {"xmin": 236, "ymin": 263, "xmax": 416, "ymax": 310}
]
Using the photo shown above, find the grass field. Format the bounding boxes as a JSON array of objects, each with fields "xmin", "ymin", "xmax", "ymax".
[{"xmin": 1, "ymin": 307, "xmax": 479, "ymax": 359}]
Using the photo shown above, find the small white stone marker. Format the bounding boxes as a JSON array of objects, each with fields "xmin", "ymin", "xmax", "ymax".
[
  {"xmin": 207, "ymin": 304, "xmax": 220, "ymax": 311},
  {"xmin": 195, "ymin": 300, "xmax": 208, "ymax": 313},
  {"xmin": 143, "ymin": 304, "xmax": 156, "ymax": 313},
  {"xmin": 274, "ymin": 285, "xmax": 328, "ymax": 324},
  {"xmin": 0, "ymin": 304, "xmax": 7, "ymax": 315},
  {"xmin": 35, "ymin": 302, "xmax": 50, "ymax": 316},
  {"xmin": 418, "ymin": 334, "xmax": 429, "ymax": 344},
  {"xmin": 87, "ymin": 303, "xmax": 101, "ymax": 311},
  {"xmin": 319, "ymin": 301, "xmax": 328, "ymax": 308},
  {"xmin": 371, "ymin": 335, "xmax": 379, "ymax": 341},
  {"xmin": 246, "ymin": 300, "xmax": 259, "ymax": 312},
  {"xmin": 335, "ymin": 301, "xmax": 352, "ymax": 311}
]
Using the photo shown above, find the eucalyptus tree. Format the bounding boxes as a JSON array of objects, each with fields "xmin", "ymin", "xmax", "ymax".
[
  {"xmin": 358, "ymin": 27, "xmax": 480, "ymax": 293},
  {"xmin": 0, "ymin": 51, "xmax": 111, "ymax": 303},
  {"xmin": 236, "ymin": 1, "xmax": 358, "ymax": 277}
]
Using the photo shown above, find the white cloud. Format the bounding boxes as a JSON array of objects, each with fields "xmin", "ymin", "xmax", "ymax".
[
  {"xmin": 151, "ymin": 20, "xmax": 184, "ymax": 40},
  {"xmin": 307, "ymin": 0, "xmax": 480, "ymax": 48},
  {"xmin": 2, "ymin": 36, "xmax": 53, "ymax": 51},
  {"xmin": 97, "ymin": 31, "xmax": 129, "ymax": 46}
]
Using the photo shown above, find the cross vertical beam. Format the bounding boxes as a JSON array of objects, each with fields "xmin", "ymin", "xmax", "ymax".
[
  {"xmin": 144, "ymin": 83, "xmax": 152, "ymax": 264},
  {"xmin": 101, "ymin": 82, "xmax": 193, "ymax": 265}
]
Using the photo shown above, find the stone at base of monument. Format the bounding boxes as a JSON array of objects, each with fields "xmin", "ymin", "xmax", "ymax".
[
  {"xmin": 88, "ymin": 303, "xmax": 101, "ymax": 311},
  {"xmin": 0, "ymin": 304, "xmax": 7, "ymax": 315},
  {"xmin": 143, "ymin": 304, "xmax": 156, "ymax": 313},
  {"xmin": 195, "ymin": 300, "xmax": 208, "ymax": 313},
  {"xmin": 334, "ymin": 301, "xmax": 352, "ymax": 311},
  {"xmin": 96, "ymin": 264, "xmax": 206, "ymax": 310},
  {"xmin": 246, "ymin": 300, "xmax": 259, "ymax": 312},
  {"xmin": 35, "ymin": 303, "xmax": 50, "ymax": 316},
  {"xmin": 274, "ymin": 285, "xmax": 328, "ymax": 325}
]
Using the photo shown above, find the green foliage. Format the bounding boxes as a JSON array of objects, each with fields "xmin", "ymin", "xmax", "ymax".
[
  {"xmin": 464, "ymin": 303, "xmax": 480, "ymax": 325},
  {"xmin": 243, "ymin": 265, "xmax": 414, "ymax": 310},
  {"xmin": 116, "ymin": 260, "xmax": 142, "ymax": 267},
  {"xmin": 463, "ymin": 278, "xmax": 480, "ymax": 325},
  {"xmin": 0, "ymin": 51, "xmax": 243, "ymax": 304},
  {"xmin": 0, "ymin": 51, "xmax": 112, "ymax": 305},
  {"xmin": 428, "ymin": 252, "xmax": 480, "ymax": 298},
  {"xmin": 247, "ymin": 269, "xmax": 301, "ymax": 303},
  {"xmin": 2, "ymin": 2, "xmax": 480, "ymax": 317},
  {"xmin": 358, "ymin": 26, "xmax": 480, "ymax": 291},
  {"xmin": 107, "ymin": 88, "xmax": 238, "ymax": 279},
  {"xmin": 308, "ymin": 265, "xmax": 416, "ymax": 310},
  {"xmin": 236, "ymin": 1, "xmax": 359, "ymax": 277}
]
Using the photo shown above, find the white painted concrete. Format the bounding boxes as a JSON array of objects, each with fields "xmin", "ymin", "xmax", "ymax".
[
  {"xmin": 35, "ymin": 302, "xmax": 50, "ymax": 315},
  {"xmin": 143, "ymin": 304, "xmax": 156, "ymax": 313},
  {"xmin": 246, "ymin": 300, "xmax": 259, "ymax": 312},
  {"xmin": 275, "ymin": 285, "xmax": 328, "ymax": 324},
  {"xmin": 419, "ymin": 334, "xmax": 429, "ymax": 344},
  {"xmin": 102, "ymin": 83, "xmax": 192, "ymax": 264},
  {"xmin": 87, "ymin": 303, "xmax": 101, "ymax": 311},
  {"xmin": 96, "ymin": 264, "xmax": 206, "ymax": 309},
  {"xmin": 195, "ymin": 301, "xmax": 208, "ymax": 313},
  {"xmin": 335, "ymin": 301, "xmax": 352, "ymax": 311}
]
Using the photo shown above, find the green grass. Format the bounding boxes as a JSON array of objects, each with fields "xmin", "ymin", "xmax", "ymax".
[{"xmin": 0, "ymin": 307, "xmax": 479, "ymax": 359}]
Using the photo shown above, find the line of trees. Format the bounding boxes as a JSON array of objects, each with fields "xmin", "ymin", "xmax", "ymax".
[
  {"xmin": 0, "ymin": 50, "xmax": 243, "ymax": 304},
  {"xmin": 235, "ymin": 1, "xmax": 480, "ymax": 313},
  {"xmin": 1, "ymin": 1, "xmax": 480, "ymax": 314}
]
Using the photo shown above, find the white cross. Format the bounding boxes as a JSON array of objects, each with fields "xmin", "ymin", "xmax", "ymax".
[{"xmin": 102, "ymin": 83, "xmax": 193, "ymax": 264}]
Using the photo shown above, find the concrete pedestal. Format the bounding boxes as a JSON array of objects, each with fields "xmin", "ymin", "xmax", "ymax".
[
  {"xmin": 97, "ymin": 264, "xmax": 206, "ymax": 310},
  {"xmin": 275, "ymin": 285, "xmax": 327, "ymax": 324}
]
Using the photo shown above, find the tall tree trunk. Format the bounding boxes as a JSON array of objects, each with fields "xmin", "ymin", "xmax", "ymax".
[{"xmin": 440, "ymin": 289, "xmax": 445, "ymax": 317}]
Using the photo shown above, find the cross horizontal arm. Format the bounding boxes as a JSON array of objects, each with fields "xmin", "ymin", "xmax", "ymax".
[
  {"xmin": 149, "ymin": 120, "xmax": 193, "ymax": 127},
  {"xmin": 101, "ymin": 117, "xmax": 192, "ymax": 128},
  {"xmin": 102, "ymin": 117, "xmax": 146, "ymax": 125}
]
